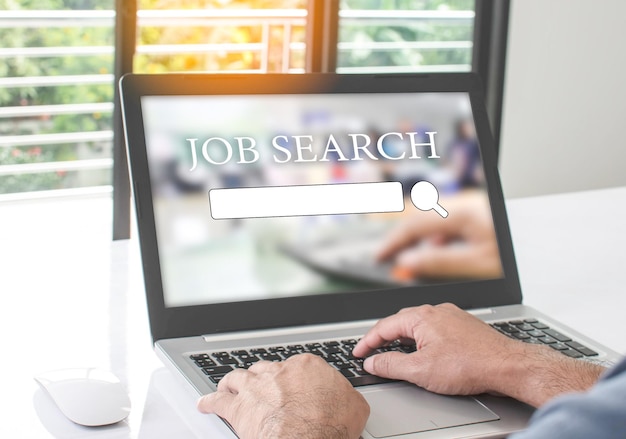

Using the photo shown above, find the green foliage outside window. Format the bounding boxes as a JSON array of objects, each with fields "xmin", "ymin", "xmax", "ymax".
[
  {"xmin": 0, "ymin": 0, "xmax": 115, "ymax": 194},
  {"xmin": 0, "ymin": 147, "xmax": 63, "ymax": 193},
  {"xmin": 338, "ymin": 0, "xmax": 475, "ymax": 70},
  {"xmin": 0, "ymin": 0, "xmax": 474, "ymax": 195}
]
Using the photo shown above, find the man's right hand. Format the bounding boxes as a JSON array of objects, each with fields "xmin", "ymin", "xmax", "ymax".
[{"xmin": 353, "ymin": 303, "xmax": 606, "ymax": 408}]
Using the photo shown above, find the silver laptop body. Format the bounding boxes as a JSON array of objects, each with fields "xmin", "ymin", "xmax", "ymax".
[{"xmin": 120, "ymin": 72, "xmax": 621, "ymax": 438}]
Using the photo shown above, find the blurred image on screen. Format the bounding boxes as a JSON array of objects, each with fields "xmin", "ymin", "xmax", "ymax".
[{"xmin": 141, "ymin": 92, "xmax": 502, "ymax": 307}]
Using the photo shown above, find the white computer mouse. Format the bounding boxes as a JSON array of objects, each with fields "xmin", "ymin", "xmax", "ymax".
[{"xmin": 34, "ymin": 368, "xmax": 131, "ymax": 427}]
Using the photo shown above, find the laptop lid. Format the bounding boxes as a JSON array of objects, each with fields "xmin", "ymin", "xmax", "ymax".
[{"xmin": 120, "ymin": 73, "xmax": 522, "ymax": 343}]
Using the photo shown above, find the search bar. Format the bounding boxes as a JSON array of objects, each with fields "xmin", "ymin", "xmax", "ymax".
[{"xmin": 209, "ymin": 182, "xmax": 404, "ymax": 219}]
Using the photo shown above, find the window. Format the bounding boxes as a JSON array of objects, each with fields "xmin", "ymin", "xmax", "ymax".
[
  {"xmin": 135, "ymin": 1, "xmax": 308, "ymax": 74},
  {"xmin": 337, "ymin": 1, "xmax": 475, "ymax": 74},
  {"xmin": 0, "ymin": 4, "xmax": 115, "ymax": 200},
  {"xmin": 0, "ymin": 1, "xmax": 507, "ymax": 240}
]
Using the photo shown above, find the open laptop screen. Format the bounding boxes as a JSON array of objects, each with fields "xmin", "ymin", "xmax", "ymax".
[{"xmin": 140, "ymin": 91, "xmax": 503, "ymax": 308}]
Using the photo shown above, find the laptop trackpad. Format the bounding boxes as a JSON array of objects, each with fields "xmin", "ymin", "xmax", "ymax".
[{"xmin": 361, "ymin": 384, "xmax": 499, "ymax": 438}]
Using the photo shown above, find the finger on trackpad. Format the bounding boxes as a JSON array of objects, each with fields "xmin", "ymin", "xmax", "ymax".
[{"xmin": 361, "ymin": 384, "xmax": 499, "ymax": 438}]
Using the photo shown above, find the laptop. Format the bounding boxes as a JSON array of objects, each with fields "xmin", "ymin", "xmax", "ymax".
[{"xmin": 120, "ymin": 72, "xmax": 621, "ymax": 438}]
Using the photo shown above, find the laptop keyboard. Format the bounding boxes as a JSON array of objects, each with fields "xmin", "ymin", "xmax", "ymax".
[
  {"xmin": 490, "ymin": 318, "xmax": 599, "ymax": 358},
  {"xmin": 191, "ymin": 318, "xmax": 599, "ymax": 388},
  {"xmin": 190, "ymin": 338, "xmax": 416, "ymax": 387}
]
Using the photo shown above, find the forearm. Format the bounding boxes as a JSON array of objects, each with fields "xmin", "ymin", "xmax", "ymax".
[{"xmin": 489, "ymin": 344, "xmax": 606, "ymax": 408}]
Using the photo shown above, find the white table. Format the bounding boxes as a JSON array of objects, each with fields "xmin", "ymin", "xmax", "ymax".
[{"xmin": 1, "ymin": 187, "xmax": 625, "ymax": 438}]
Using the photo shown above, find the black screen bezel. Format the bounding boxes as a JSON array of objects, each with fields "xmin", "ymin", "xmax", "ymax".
[{"xmin": 120, "ymin": 72, "xmax": 522, "ymax": 343}]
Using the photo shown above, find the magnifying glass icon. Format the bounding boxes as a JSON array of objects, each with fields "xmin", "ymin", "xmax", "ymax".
[{"xmin": 410, "ymin": 181, "xmax": 449, "ymax": 218}]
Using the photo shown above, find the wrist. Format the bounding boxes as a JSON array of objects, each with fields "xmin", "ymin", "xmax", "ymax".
[
  {"xmin": 262, "ymin": 418, "xmax": 351, "ymax": 439},
  {"xmin": 488, "ymin": 342, "xmax": 605, "ymax": 408}
]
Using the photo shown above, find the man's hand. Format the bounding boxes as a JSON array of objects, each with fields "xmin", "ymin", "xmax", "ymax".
[
  {"xmin": 353, "ymin": 303, "xmax": 605, "ymax": 407},
  {"xmin": 197, "ymin": 354, "xmax": 369, "ymax": 439}
]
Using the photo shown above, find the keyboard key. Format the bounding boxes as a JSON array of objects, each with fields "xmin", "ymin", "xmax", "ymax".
[
  {"xmin": 531, "ymin": 322, "xmax": 549, "ymax": 330},
  {"xmin": 566, "ymin": 341, "xmax": 598, "ymax": 357},
  {"xmin": 351, "ymin": 357, "xmax": 364, "ymax": 366},
  {"xmin": 250, "ymin": 348, "xmax": 267, "ymax": 354},
  {"xmin": 328, "ymin": 357, "xmax": 342, "ymax": 365},
  {"xmin": 259, "ymin": 352, "xmax": 282, "ymax": 362},
  {"xmin": 352, "ymin": 367, "xmax": 369, "ymax": 376},
  {"xmin": 550, "ymin": 343, "xmax": 570, "ymax": 351},
  {"xmin": 513, "ymin": 332, "xmax": 531, "ymax": 340},
  {"xmin": 564, "ymin": 340, "xmax": 587, "ymax": 350},
  {"xmin": 216, "ymin": 357, "xmax": 239, "ymax": 365},
  {"xmin": 542, "ymin": 329, "xmax": 572, "ymax": 342},
  {"xmin": 523, "ymin": 339, "xmax": 543, "ymax": 344},
  {"xmin": 523, "ymin": 318, "xmax": 538, "ymax": 323},
  {"xmin": 500, "ymin": 325, "xmax": 520, "ymax": 333},
  {"xmin": 577, "ymin": 348, "xmax": 599, "ymax": 357},
  {"xmin": 202, "ymin": 365, "xmax": 234, "ymax": 376},
  {"xmin": 518, "ymin": 324, "xmax": 535, "ymax": 331},
  {"xmin": 209, "ymin": 374, "xmax": 227, "ymax": 384},
  {"xmin": 333, "ymin": 361, "xmax": 353, "ymax": 370},
  {"xmin": 194, "ymin": 358, "xmax": 217, "ymax": 368},
  {"xmin": 230, "ymin": 350, "xmax": 249, "ymax": 357},
  {"xmin": 398, "ymin": 344, "xmax": 417, "ymax": 354},
  {"xmin": 528, "ymin": 330, "xmax": 545, "ymax": 338},
  {"xmin": 339, "ymin": 369, "xmax": 355, "ymax": 378},
  {"xmin": 561, "ymin": 349, "xmax": 584, "ymax": 359},
  {"xmin": 342, "ymin": 350, "xmax": 356, "ymax": 360},
  {"xmin": 347, "ymin": 375, "xmax": 392, "ymax": 387},
  {"xmin": 323, "ymin": 346, "xmax": 342, "ymax": 355},
  {"xmin": 538, "ymin": 336, "xmax": 558, "ymax": 344},
  {"xmin": 509, "ymin": 320, "xmax": 524, "ymax": 325}
]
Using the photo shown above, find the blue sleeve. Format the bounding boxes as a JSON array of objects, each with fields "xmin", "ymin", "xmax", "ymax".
[{"xmin": 509, "ymin": 358, "xmax": 626, "ymax": 439}]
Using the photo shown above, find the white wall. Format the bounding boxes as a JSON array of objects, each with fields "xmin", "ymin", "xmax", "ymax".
[{"xmin": 499, "ymin": 0, "xmax": 626, "ymax": 198}]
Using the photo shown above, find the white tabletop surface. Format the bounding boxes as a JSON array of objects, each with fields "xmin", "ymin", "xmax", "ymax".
[{"xmin": 1, "ymin": 187, "xmax": 625, "ymax": 438}]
